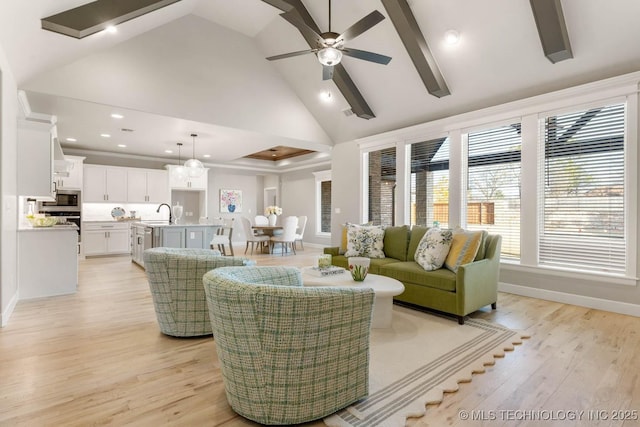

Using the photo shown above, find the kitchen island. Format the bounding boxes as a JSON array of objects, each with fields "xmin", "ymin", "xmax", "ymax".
[
  {"xmin": 131, "ymin": 222, "xmax": 221, "ymax": 268},
  {"xmin": 18, "ymin": 224, "xmax": 79, "ymax": 299}
]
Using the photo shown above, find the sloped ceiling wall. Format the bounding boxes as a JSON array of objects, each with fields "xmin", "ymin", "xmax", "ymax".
[{"xmin": 22, "ymin": 14, "xmax": 331, "ymax": 146}]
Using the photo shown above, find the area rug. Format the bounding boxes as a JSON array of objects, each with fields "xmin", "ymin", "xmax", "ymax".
[{"xmin": 324, "ymin": 305, "xmax": 529, "ymax": 427}]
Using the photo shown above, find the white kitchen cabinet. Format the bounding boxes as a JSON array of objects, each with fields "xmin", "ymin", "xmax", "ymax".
[
  {"xmin": 166, "ymin": 165, "xmax": 208, "ymax": 190},
  {"xmin": 83, "ymin": 165, "xmax": 128, "ymax": 202},
  {"xmin": 55, "ymin": 156, "xmax": 85, "ymax": 190},
  {"xmin": 127, "ymin": 169, "xmax": 169, "ymax": 203},
  {"xmin": 83, "ymin": 222, "xmax": 131, "ymax": 256},
  {"xmin": 17, "ymin": 119, "xmax": 55, "ymax": 199}
]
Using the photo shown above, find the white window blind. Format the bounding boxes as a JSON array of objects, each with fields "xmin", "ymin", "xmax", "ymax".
[
  {"xmin": 467, "ymin": 124, "xmax": 522, "ymax": 260},
  {"xmin": 539, "ymin": 103, "xmax": 625, "ymax": 273},
  {"xmin": 409, "ymin": 137, "xmax": 450, "ymax": 227}
]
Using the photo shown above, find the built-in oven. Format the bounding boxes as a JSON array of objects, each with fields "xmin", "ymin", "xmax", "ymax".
[
  {"xmin": 39, "ymin": 190, "xmax": 80, "ymax": 210},
  {"xmin": 40, "ymin": 211, "xmax": 81, "ymax": 242}
]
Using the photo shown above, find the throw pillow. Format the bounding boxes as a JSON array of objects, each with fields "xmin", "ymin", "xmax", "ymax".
[
  {"xmin": 340, "ymin": 222, "xmax": 372, "ymax": 253},
  {"xmin": 383, "ymin": 225, "xmax": 410, "ymax": 261},
  {"xmin": 344, "ymin": 225, "xmax": 385, "ymax": 258},
  {"xmin": 444, "ymin": 230, "xmax": 483, "ymax": 273},
  {"xmin": 414, "ymin": 228, "xmax": 453, "ymax": 271}
]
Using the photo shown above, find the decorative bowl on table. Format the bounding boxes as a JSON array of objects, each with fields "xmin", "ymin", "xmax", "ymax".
[{"xmin": 28, "ymin": 216, "xmax": 58, "ymax": 227}]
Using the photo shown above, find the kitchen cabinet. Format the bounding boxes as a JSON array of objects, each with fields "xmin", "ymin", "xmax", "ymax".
[
  {"xmin": 127, "ymin": 169, "xmax": 169, "ymax": 203},
  {"xmin": 148, "ymin": 224, "xmax": 218, "ymax": 249},
  {"xmin": 55, "ymin": 156, "xmax": 85, "ymax": 190},
  {"xmin": 17, "ymin": 119, "xmax": 55, "ymax": 199},
  {"xmin": 83, "ymin": 165, "xmax": 128, "ymax": 202},
  {"xmin": 166, "ymin": 165, "xmax": 208, "ymax": 190},
  {"xmin": 160, "ymin": 227, "xmax": 186, "ymax": 248},
  {"xmin": 83, "ymin": 222, "xmax": 130, "ymax": 256}
]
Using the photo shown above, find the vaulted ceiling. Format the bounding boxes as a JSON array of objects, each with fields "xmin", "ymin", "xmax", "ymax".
[{"xmin": 1, "ymin": 0, "xmax": 640, "ymax": 171}]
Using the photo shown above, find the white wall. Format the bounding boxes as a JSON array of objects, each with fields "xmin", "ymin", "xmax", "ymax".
[
  {"xmin": 280, "ymin": 167, "xmax": 331, "ymax": 247},
  {"xmin": 0, "ymin": 42, "xmax": 18, "ymax": 326},
  {"xmin": 208, "ymin": 169, "xmax": 261, "ymax": 243},
  {"xmin": 329, "ymin": 141, "xmax": 361, "ymax": 248}
]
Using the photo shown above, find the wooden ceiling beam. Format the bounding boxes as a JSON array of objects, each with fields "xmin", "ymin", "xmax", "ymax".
[
  {"xmin": 529, "ymin": 0, "xmax": 573, "ymax": 63},
  {"xmin": 41, "ymin": 0, "xmax": 181, "ymax": 39},
  {"xmin": 262, "ymin": 0, "xmax": 376, "ymax": 119},
  {"xmin": 380, "ymin": 0, "xmax": 450, "ymax": 98}
]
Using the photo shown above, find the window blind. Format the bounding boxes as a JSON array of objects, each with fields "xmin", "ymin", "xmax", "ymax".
[
  {"xmin": 409, "ymin": 137, "xmax": 450, "ymax": 227},
  {"xmin": 467, "ymin": 125, "xmax": 522, "ymax": 260},
  {"xmin": 539, "ymin": 103, "xmax": 625, "ymax": 273},
  {"xmin": 368, "ymin": 147, "xmax": 396, "ymax": 226}
]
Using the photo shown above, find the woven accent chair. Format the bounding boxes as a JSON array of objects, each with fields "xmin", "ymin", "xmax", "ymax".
[
  {"xmin": 203, "ymin": 266, "xmax": 375, "ymax": 425},
  {"xmin": 143, "ymin": 247, "xmax": 253, "ymax": 337}
]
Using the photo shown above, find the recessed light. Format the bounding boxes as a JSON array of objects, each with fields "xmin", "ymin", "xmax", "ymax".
[
  {"xmin": 444, "ymin": 29, "xmax": 460, "ymax": 45},
  {"xmin": 203, "ymin": 154, "xmax": 211, "ymax": 158},
  {"xmin": 66, "ymin": 137, "xmax": 77, "ymax": 142},
  {"xmin": 101, "ymin": 133, "xmax": 111, "ymax": 138},
  {"xmin": 117, "ymin": 144, "xmax": 126, "ymax": 148},
  {"xmin": 272, "ymin": 154, "xmax": 277, "ymax": 157},
  {"xmin": 165, "ymin": 150, "xmax": 173, "ymax": 154},
  {"xmin": 105, "ymin": 25, "xmax": 117, "ymax": 34},
  {"xmin": 111, "ymin": 113, "xmax": 124, "ymax": 119},
  {"xmin": 319, "ymin": 91, "xmax": 333, "ymax": 102}
]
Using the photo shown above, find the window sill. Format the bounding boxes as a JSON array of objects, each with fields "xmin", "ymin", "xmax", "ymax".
[{"xmin": 500, "ymin": 261, "xmax": 637, "ymax": 287}]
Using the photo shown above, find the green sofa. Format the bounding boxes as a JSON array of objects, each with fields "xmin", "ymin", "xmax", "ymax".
[{"xmin": 324, "ymin": 225, "xmax": 501, "ymax": 324}]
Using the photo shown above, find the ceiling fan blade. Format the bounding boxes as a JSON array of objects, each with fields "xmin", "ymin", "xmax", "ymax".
[
  {"xmin": 266, "ymin": 49, "xmax": 317, "ymax": 61},
  {"xmin": 336, "ymin": 10, "xmax": 385, "ymax": 44},
  {"xmin": 341, "ymin": 48, "xmax": 392, "ymax": 65},
  {"xmin": 280, "ymin": 12, "xmax": 325, "ymax": 47},
  {"xmin": 322, "ymin": 65, "xmax": 334, "ymax": 80}
]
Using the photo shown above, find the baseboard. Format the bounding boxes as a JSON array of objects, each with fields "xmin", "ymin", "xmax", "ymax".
[
  {"xmin": 1, "ymin": 291, "xmax": 18, "ymax": 327},
  {"xmin": 499, "ymin": 282, "xmax": 640, "ymax": 318}
]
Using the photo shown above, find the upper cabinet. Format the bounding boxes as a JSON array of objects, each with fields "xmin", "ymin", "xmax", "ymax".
[
  {"xmin": 83, "ymin": 165, "xmax": 128, "ymax": 202},
  {"xmin": 55, "ymin": 156, "xmax": 85, "ymax": 190},
  {"xmin": 127, "ymin": 169, "xmax": 169, "ymax": 203},
  {"xmin": 166, "ymin": 165, "xmax": 208, "ymax": 190},
  {"xmin": 17, "ymin": 119, "xmax": 55, "ymax": 199}
]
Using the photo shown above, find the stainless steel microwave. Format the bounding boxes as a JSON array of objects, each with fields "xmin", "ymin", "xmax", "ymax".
[{"xmin": 39, "ymin": 190, "xmax": 80, "ymax": 211}]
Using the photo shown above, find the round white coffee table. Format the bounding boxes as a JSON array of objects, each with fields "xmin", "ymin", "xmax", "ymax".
[{"xmin": 301, "ymin": 268, "xmax": 405, "ymax": 328}]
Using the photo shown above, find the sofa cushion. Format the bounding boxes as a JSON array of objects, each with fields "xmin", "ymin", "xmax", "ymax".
[
  {"xmin": 407, "ymin": 226, "xmax": 429, "ymax": 262},
  {"xmin": 415, "ymin": 228, "xmax": 453, "ymax": 271},
  {"xmin": 383, "ymin": 225, "xmax": 410, "ymax": 261},
  {"xmin": 444, "ymin": 230, "xmax": 482, "ymax": 273},
  {"xmin": 345, "ymin": 225, "xmax": 385, "ymax": 258},
  {"xmin": 380, "ymin": 262, "xmax": 457, "ymax": 292},
  {"xmin": 330, "ymin": 255, "xmax": 399, "ymax": 274}
]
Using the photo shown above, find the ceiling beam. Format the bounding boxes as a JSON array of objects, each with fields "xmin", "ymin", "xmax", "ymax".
[
  {"xmin": 529, "ymin": 0, "xmax": 573, "ymax": 63},
  {"xmin": 380, "ymin": 0, "xmax": 450, "ymax": 98},
  {"xmin": 262, "ymin": 0, "xmax": 376, "ymax": 119},
  {"xmin": 41, "ymin": 0, "xmax": 181, "ymax": 39}
]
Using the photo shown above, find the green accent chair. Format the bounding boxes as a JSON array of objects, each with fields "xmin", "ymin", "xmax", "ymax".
[
  {"xmin": 143, "ymin": 247, "xmax": 253, "ymax": 337},
  {"xmin": 202, "ymin": 266, "xmax": 374, "ymax": 425}
]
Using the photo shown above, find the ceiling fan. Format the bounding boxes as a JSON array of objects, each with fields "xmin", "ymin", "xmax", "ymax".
[{"xmin": 266, "ymin": 0, "xmax": 392, "ymax": 80}]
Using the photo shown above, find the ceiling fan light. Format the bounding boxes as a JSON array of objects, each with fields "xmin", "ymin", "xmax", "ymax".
[{"xmin": 318, "ymin": 47, "xmax": 342, "ymax": 66}]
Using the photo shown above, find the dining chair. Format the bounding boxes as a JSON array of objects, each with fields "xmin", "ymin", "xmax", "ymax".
[
  {"xmin": 240, "ymin": 216, "xmax": 269, "ymax": 255},
  {"xmin": 294, "ymin": 215, "xmax": 307, "ymax": 250},
  {"xmin": 269, "ymin": 216, "xmax": 298, "ymax": 255},
  {"xmin": 210, "ymin": 218, "xmax": 234, "ymax": 256},
  {"xmin": 254, "ymin": 215, "xmax": 269, "ymax": 236}
]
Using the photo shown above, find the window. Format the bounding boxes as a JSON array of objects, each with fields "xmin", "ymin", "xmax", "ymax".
[
  {"xmin": 539, "ymin": 103, "xmax": 625, "ymax": 273},
  {"xmin": 409, "ymin": 137, "xmax": 450, "ymax": 227},
  {"xmin": 313, "ymin": 170, "xmax": 331, "ymax": 234},
  {"xmin": 466, "ymin": 124, "xmax": 522, "ymax": 260},
  {"xmin": 367, "ymin": 147, "xmax": 396, "ymax": 227}
]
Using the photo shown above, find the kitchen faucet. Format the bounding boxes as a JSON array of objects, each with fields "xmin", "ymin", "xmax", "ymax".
[{"xmin": 156, "ymin": 203, "xmax": 173, "ymax": 224}]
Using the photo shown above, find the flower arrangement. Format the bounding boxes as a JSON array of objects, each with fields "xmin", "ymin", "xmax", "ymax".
[{"xmin": 265, "ymin": 205, "xmax": 283, "ymax": 215}]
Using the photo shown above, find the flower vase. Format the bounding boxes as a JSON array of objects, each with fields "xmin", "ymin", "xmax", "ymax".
[
  {"xmin": 268, "ymin": 214, "xmax": 277, "ymax": 226},
  {"xmin": 348, "ymin": 257, "xmax": 370, "ymax": 282}
]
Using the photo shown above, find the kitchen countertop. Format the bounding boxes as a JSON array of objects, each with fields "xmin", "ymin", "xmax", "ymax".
[
  {"xmin": 131, "ymin": 221, "xmax": 219, "ymax": 228},
  {"xmin": 19, "ymin": 224, "xmax": 79, "ymax": 232}
]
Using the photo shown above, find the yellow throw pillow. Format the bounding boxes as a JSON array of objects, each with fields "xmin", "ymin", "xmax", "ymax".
[{"xmin": 444, "ymin": 230, "xmax": 482, "ymax": 273}]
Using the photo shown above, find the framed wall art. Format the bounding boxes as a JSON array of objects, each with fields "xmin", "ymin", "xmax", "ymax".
[{"xmin": 220, "ymin": 189, "xmax": 242, "ymax": 213}]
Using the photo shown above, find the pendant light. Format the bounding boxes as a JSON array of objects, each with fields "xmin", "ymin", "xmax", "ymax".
[
  {"xmin": 184, "ymin": 133, "xmax": 205, "ymax": 178},
  {"xmin": 172, "ymin": 142, "xmax": 188, "ymax": 181}
]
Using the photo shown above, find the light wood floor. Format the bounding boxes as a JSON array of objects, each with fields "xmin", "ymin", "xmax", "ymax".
[{"xmin": 1, "ymin": 248, "xmax": 639, "ymax": 426}]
